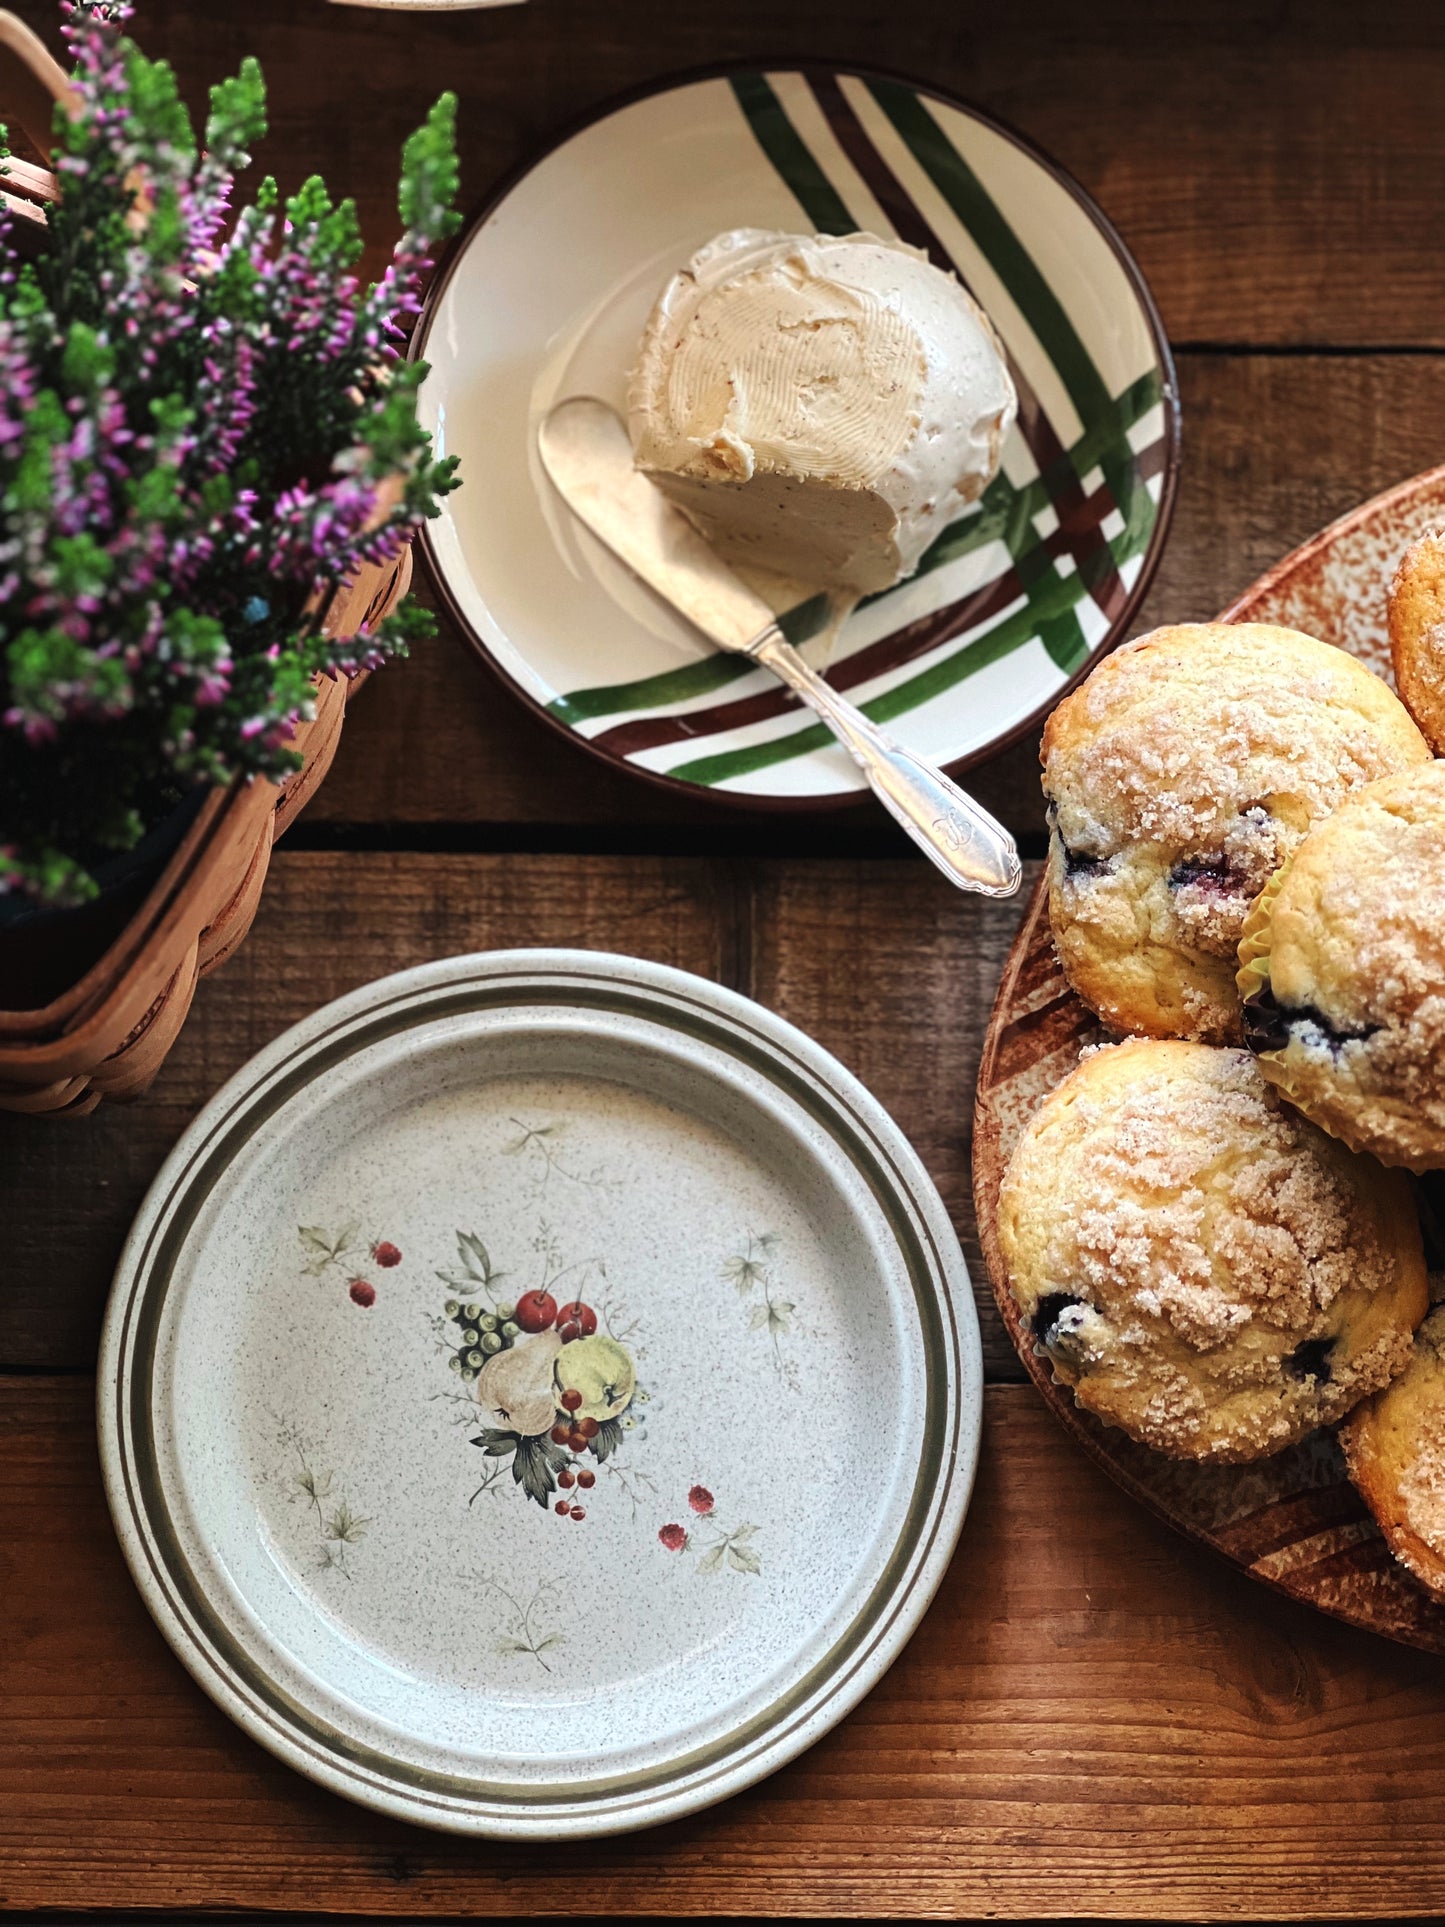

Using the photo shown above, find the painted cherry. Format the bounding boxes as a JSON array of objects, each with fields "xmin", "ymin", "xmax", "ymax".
[
  {"xmin": 688, "ymin": 1485, "xmax": 715, "ymax": 1515},
  {"xmin": 514, "ymin": 1289, "xmax": 558, "ymax": 1333},
  {"xmin": 550, "ymin": 1423, "xmax": 572, "ymax": 1446},
  {"xmin": 570, "ymin": 1508, "xmax": 586, "ymax": 1522},
  {"xmin": 348, "ymin": 1279, "xmax": 376, "ymax": 1308},
  {"xmin": 578, "ymin": 1416, "xmax": 600, "ymax": 1441},
  {"xmin": 371, "ymin": 1241, "xmax": 402, "ymax": 1268},
  {"xmin": 555, "ymin": 1300, "xmax": 598, "ymax": 1338},
  {"xmin": 658, "ymin": 1523, "xmax": 687, "ymax": 1552},
  {"xmin": 555, "ymin": 1500, "xmax": 571, "ymax": 1517},
  {"xmin": 556, "ymin": 1319, "xmax": 583, "ymax": 1344},
  {"xmin": 577, "ymin": 1469, "xmax": 596, "ymax": 1489},
  {"xmin": 558, "ymin": 1469, "xmax": 576, "ymax": 1489},
  {"xmin": 559, "ymin": 1388, "xmax": 583, "ymax": 1413}
]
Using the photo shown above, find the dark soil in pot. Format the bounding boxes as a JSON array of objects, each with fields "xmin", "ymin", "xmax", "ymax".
[{"xmin": 0, "ymin": 784, "xmax": 211, "ymax": 1013}]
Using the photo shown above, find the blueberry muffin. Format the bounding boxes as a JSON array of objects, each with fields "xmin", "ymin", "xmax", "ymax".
[
  {"xmin": 1042, "ymin": 622, "xmax": 1430, "ymax": 1043},
  {"xmin": 1237, "ymin": 762, "xmax": 1445, "ymax": 1172},
  {"xmin": 1341, "ymin": 1305, "xmax": 1445, "ymax": 1599},
  {"xmin": 1389, "ymin": 526, "xmax": 1445, "ymax": 753},
  {"xmin": 997, "ymin": 1037, "xmax": 1427, "ymax": 1462}
]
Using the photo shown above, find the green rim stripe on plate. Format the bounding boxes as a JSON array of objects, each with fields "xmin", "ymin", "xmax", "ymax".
[
  {"xmin": 864, "ymin": 78, "xmax": 1114, "ymax": 428},
  {"xmin": 729, "ymin": 73, "xmax": 855, "ymax": 235},
  {"xmin": 664, "ymin": 509, "xmax": 1154, "ymax": 787},
  {"xmin": 547, "ymin": 372, "xmax": 1162, "ymax": 731}
]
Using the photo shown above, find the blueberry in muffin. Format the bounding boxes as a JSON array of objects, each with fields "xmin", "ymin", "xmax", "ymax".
[
  {"xmin": 1042, "ymin": 622, "xmax": 1429, "ymax": 1043},
  {"xmin": 1237, "ymin": 761, "xmax": 1445, "ymax": 1172},
  {"xmin": 997, "ymin": 1037, "xmax": 1427, "ymax": 1462},
  {"xmin": 1342, "ymin": 1304, "xmax": 1445, "ymax": 1599},
  {"xmin": 1389, "ymin": 526, "xmax": 1445, "ymax": 753}
]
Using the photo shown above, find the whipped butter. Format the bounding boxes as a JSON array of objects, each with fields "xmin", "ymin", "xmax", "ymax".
[{"xmin": 628, "ymin": 228, "xmax": 1016, "ymax": 595}]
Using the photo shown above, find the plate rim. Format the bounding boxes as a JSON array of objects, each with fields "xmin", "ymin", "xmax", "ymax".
[
  {"xmin": 98, "ymin": 947, "xmax": 983, "ymax": 1836},
  {"xmin": 411, "ymin": 58, "xmax": 1182, "ymax": 813}
]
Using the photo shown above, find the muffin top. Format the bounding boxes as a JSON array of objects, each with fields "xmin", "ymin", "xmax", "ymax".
[
  {"xmin": 1389, "ymin": 526, "xmax": 1445, "ymax": 754},
  {"xmin": 1238, "ymin": 760, "xmax": 1445, "ymax": 1171},
  {"xmin": 1041, "ymin": 622, "xmax": 1429, "ymax": 1041},
  {"xmin": 997, "ymin": 1037, "xmax": 1426, "ymax": 1461},
  {"xmin": 1342, "ymin": 1305, "xmax": 1445, "ymax": 1598}
]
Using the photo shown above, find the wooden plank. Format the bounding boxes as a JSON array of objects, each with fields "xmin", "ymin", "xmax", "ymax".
[
  {"xmin": 7, "ymin": 1372, "xmax": 1445, "ymax": 1919},
  {"xmin": 6, "ymin": 3, "xmax": 1445, "ymax": 344},
  {"xmin": 309, "ymin": 353, "xmax": 1445, "ymax": 833},
  {"xmin": 0, "ymin": 852, "xmax": 1032, "ymax": 1376}
]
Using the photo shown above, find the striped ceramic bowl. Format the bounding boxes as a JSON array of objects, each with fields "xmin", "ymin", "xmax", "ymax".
[{"xmin": 417, "ymin": 66, "xmax": 1179, "ymax": 807}]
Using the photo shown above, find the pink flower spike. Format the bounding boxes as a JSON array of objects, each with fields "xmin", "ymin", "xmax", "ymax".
[{"xmin": 687, "ymin": 1485, "xmax": 714, "ymax": 1515}]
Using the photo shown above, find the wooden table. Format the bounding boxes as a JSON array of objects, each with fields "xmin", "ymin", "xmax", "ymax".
[{"xmin": 5, "ymin": 2, "xmax": 1445, "ymax": 1917}]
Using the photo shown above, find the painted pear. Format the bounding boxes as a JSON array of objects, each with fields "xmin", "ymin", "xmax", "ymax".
[
  {"xmin": 474, "ymin": 1327, "xmax": 562, "ymax": 1436},
  {"xmin": 554, "ymin": 1333, "xmax": 636, "ymax": 1423}
]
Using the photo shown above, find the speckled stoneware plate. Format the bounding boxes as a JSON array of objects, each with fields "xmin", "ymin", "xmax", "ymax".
[
  {"xmin": 416, "ymin": 65, "xmax": 1179, "ymax": 808},
  {"xmin": 99, "ymin": 950, "xmax": 980, "ymax": 1836},
  {"xmin": 974, "ymin": 463, "xmax": 1445, "ymax": 1654}
]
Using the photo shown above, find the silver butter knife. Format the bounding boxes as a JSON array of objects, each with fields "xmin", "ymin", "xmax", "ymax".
[{"xmin": 538, "ymin": 397, "xmax": 1021, "ymax": 898}]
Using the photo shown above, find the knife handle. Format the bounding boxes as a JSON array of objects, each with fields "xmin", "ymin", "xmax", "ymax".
[{"xmin": 749, "ymin": 629, "xmax": 1021, "ymax": 898}]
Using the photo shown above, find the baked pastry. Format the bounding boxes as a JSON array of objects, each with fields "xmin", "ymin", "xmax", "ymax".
[
  {"xmin": 1342, "ymin": 1305, "xmax": 1445, "ymax": 1598},
  {"xmin": 1237, "ymin": 762, "xmax": 1445, "ymax": 1172},
  {"xmin": 1389, "ymin": 526, "xmax": 1445, "ymax": 753},
  {"xmin": 997, "ymin": 1037, "xmax": 1427, "ymax": 1462},
  {"xmin": 629, "ymin": 228, "xmax": 1016, "ymax": 594},
  {"xmin": 1042, "ymin": 622, "xmax": 1430, "ymax": 1043}
]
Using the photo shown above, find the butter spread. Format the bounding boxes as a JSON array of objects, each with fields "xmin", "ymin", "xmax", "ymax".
[{"xmin": 628, "ymin": 228, "xmax": 1016, "ymax": 595}]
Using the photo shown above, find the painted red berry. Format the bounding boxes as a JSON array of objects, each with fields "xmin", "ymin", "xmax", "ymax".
[
  {"xmin": 556, "ymin": 1300, "xmax": 598, "ymax": 1337},
  {"xmin": 569, "ymin": 1428, "xmax": 588, "ymax": 1453},
  {"xmin": 659, "ymin": 1523, "xmax": 687, "ymax": 1552},
  {"xmin": 348, "ymin": 1278, "xmax": 376, "ymax": 1308},
  {"xmin": 550, "ymin": 1423, "xmax": 572, "ymax": 1446},
  {"xmin": 557, "ymin": 1319, "xmax": 583, "ymax": 1344},
  {"xmin": 558, "ymin": 1469, "xmax": 575, "ymax": 1489},
  {"xmin": 555, "ymin": 1500, "xmax": 571, "ymax": 1517},
  {"xmin": 560, "ymin": 1388, "xmax": 583, "ymax": 1413},
  {"xmin": 577, "ymin": 1468, "xmax": 596, "ymax": 1489},
  {"xmin": 514, "ymin": 1289, "xmax": 558, "ymax": 1333},
  {"xmin": 371, "ymin": 1241, "xmax": 402, "ymax": 1268},
  {"xmin": 688, "ymin": 1485, "xmax": 715, "ymax": 1515},
  {"xmin": 570, "ymin": 1507, "xmax": 585, "ymax": 1522},
  {"xmin": 579, "ymin": 1415, "xmax": 600, "ymax": 1440}
]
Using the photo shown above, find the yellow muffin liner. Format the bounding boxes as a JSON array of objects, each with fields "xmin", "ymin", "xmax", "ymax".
[{"xmin": 1235, "ymin": 860, "xmax": 1289, "ymax": 1012}]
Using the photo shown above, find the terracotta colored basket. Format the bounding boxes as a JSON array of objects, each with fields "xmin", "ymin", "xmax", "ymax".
[{"xmin": 0, "ymin": 13, "xmax": 413, "ymax": 1115}]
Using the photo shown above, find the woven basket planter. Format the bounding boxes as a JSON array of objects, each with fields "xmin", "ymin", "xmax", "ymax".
[{"xmin": 0, "ymin": 13, "xmax": 413, "ymax": 1115}]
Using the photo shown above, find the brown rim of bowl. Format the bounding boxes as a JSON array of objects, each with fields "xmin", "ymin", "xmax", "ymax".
[{"xmin": 410, "ymin": 59, "xmax": 1182, "ymax": 817}]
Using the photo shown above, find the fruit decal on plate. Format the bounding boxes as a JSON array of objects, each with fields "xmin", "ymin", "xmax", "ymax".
[
  {"xmin": 657, "ymin": 1483, "xmax": 762, "ymax": 1575},
  {"xmin": 298, "ymin": 1223, "xmax": 404, "ymax": 1310},
  {"xmin": 432, "ymin": 1228, "xmax": 649, "ymax": 1520}
]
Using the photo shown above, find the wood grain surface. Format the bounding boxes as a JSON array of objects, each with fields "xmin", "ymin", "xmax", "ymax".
[
  {"xmin": 5, "ymin": 0, "xmax": 1445, "ymax": 1915},
  {"xmin": 12, "ymin": 1372, "xmax": 1445, "ymax": 1922}
]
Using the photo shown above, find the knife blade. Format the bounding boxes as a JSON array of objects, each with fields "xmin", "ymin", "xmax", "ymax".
[{"xmin": 538, "ymin": 395, "xmax": 778, "ymax": 652}]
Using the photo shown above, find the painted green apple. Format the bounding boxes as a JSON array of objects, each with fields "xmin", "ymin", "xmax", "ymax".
[{"xmin": 553, "ymin": 1333, "xmax": 636, "ymax": 1423}]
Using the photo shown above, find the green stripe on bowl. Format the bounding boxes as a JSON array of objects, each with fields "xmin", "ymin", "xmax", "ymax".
[
  {"xmin": 863, "ymin": 78, "xmax": 1114, "ymax": 427},
  {"xmin": 729, "ymin": 74, "xmax": 855, "ymax": 235},
  {"xmin": 663, "ymin": 509, "xmax": 1155, "ymax": 788}
]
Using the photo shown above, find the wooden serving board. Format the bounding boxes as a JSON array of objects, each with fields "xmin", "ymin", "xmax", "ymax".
[{"xmin": 973, "ymin": 462, "xmax": 1445, "ymax": 1654}]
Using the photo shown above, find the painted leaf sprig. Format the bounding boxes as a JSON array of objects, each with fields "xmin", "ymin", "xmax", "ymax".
[{"xmin": 0, "ymin": 0, "xmax": 462, "ymax": 907}]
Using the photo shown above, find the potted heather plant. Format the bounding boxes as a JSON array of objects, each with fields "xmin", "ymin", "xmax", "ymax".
[{"xmin": 0, "ymin": 1, "xmax": 459, "ymax": 1035}]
